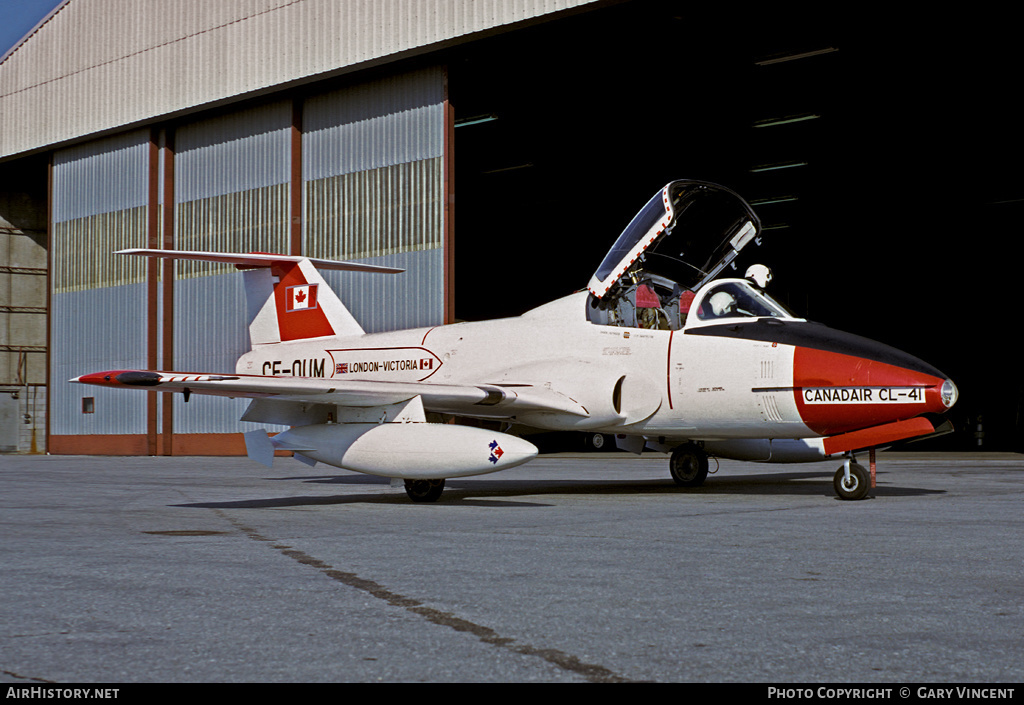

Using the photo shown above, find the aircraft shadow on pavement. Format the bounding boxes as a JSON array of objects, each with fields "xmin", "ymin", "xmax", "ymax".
[{"xmin": 173, "ymin": 471, "xmax": 945, "ymax": 510}]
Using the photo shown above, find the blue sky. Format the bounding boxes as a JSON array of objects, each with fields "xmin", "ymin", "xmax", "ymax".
[{"xmin": 1, "ymin": 0, "xmax": 64, "ymax": 58}]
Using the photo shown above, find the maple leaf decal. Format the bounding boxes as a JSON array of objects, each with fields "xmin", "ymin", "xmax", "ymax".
[{"xmin": 488, "ymin": 440, "xmax": 504, "ymax": 464}]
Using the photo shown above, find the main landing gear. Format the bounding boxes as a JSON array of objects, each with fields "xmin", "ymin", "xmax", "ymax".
[
  {"xmin": 404, "ymin": 478, "xmax": 445, "ymax": 502},
  {"xmin": 669, "ymin": 443, "xmax": 709, "ymax": 487}
]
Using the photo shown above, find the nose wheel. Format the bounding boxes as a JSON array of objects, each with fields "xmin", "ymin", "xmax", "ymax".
[{"xmin": 833, "ymin": 457, "xmax": 871, "ymax": 500}]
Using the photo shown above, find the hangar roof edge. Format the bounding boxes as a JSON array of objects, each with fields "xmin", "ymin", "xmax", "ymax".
[{"xmin": 0, "ymin": 0, "xmax": 605, "ymax": 162}]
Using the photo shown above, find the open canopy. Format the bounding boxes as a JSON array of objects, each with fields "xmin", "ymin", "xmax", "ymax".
[{"xmin": 587, "ymin": 180, "xmax": 762, "ymax": 299}]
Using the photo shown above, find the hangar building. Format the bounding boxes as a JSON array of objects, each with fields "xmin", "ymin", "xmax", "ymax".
[{"xmin": 1, "ymin": 1, "xmax": 1019, "ymax": 455}]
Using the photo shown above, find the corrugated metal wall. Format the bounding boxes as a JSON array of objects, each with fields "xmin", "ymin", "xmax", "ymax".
[
  {"xmin": 171, "ymin": 100, "xmax": 292, "ymax": 433},
  {"xmin": 303, "ymin": 67, "xmax": 445, "ymax": 333},
  {"xmin": 0, "ymin": 0, "xmax": 600, "ymax": 161},
  {"xmin": 48, "ymin": 62, "xmax": 447, "ymax": 444},
  {"xmin": 50, "ymin": 130, "xmax": 150, "ymax": 435}
]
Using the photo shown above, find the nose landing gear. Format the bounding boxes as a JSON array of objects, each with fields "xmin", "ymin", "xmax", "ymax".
[{"xmin": 833, "ymin": 452, "xmax": 873, "ymax": 501}]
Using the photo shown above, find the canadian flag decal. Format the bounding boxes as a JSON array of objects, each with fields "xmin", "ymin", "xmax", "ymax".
[{"xmin": 286, "ymin": 284, "xmax": 318, "ymax": 312}]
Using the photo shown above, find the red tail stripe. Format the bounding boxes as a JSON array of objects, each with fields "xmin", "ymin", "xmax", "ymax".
[{"xmin": 272, "ymin": 262, "xmax": 335, "ymax": 341}]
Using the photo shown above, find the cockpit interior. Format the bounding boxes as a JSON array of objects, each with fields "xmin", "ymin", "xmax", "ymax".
[{"xmin": 585, "ymin": 180, "xmax": 797, "ymax": 331}]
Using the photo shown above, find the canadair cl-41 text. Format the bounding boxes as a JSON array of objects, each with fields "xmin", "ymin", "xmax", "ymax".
[{"xmin": 73, "ymin": 180, "xmax": 957, "ymax": 501}]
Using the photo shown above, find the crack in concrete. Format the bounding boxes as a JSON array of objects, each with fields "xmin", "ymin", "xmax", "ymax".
[{"xmin": 218, "ymin": 511, "xmax": 628, "ymax": 683}]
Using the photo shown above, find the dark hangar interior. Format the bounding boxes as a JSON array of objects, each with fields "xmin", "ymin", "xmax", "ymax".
[{"xmin": 448, "ymin": 2, "xmax": 1021, "ymax": 450}]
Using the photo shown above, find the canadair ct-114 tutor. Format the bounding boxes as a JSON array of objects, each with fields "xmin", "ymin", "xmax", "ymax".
[{"xmin": 72, "ymin": 180, "xmax": 958, "ymax": 502}]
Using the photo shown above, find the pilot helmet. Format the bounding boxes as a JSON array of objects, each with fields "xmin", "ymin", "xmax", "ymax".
[
  {"xmin": 709, "ymin": 291, "xmax": 736, "ymax": 317},
  {"xmin": 745, "ymin": 264, "xmax": 773, "ymax": 289}
]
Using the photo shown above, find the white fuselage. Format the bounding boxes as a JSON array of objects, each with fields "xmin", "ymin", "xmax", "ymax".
[{"xmin": 235, "ymin": 290, "xmax": 811, "ymax": 443}]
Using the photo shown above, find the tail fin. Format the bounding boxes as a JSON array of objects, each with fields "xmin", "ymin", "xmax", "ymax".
[
  {"xmin": 244, "ymin": 257, "xmax": 365, "ymax": 344},
  {"xmin": 117, "ymin": 249, "xmax": 403, "ymax": 345}
]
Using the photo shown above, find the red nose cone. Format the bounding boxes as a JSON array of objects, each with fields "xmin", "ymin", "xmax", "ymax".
[
  {"xmin": 794, "ymin": 347, "xmax": 948, "ymax": 436},
  {"xmin": 73, "ymin": 371, "xmax": 123, "ymax": 386}
]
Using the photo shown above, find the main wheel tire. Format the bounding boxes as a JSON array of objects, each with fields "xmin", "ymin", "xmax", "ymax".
[
  {"xmin": 669, "ymin": 444, "xmax": 709, "ymax": 487},
  {"xmin": 833, "ymin": 463, "xmax": 870, "ymax": 500},
  {"xmin": 404, "ymin": 478, "xmax": 445, "ymax": 502}
]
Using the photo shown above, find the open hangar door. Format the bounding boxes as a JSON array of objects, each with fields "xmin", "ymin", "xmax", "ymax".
[
  {"xmin": 446, "ymin": 2, "xmax": 1024, "ymax": 450},
  {"xmin": 448, "ymin": 3, "xmax": 839, "ymax": 322}
]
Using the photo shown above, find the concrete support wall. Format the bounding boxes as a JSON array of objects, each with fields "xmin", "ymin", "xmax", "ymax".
[{"xmin": 0, "ymin": 155, "xmax": 48, "ymax": 452}]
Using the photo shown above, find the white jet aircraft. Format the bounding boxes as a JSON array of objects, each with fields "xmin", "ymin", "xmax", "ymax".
[{"xmin": 72, "ymin": 180, "xmax": 958, "ymax": 502}]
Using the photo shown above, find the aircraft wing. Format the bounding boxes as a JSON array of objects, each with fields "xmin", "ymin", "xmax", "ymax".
[{"xmin": 70, "ymin": 370, "xmax": 589, "ymax": 420}]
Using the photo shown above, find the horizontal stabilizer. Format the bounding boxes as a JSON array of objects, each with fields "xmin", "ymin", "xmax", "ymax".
[
  {"xmin": 117, "ymin": 248, "xmax": 397, "ymax": 343},
  {"xmin": 116, "ymin": 248, "xmax": 404, "ymax": 274}
]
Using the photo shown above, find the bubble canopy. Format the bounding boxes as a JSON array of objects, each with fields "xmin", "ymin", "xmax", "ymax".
[{"xmin": 587, "ymin": 180, "xmax": 762, "ymax": 299}]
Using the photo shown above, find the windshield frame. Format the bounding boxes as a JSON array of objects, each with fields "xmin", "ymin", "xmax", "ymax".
[{"xmin": 685, "ymin": 279, "xmax": 803, "ymax": 328}]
